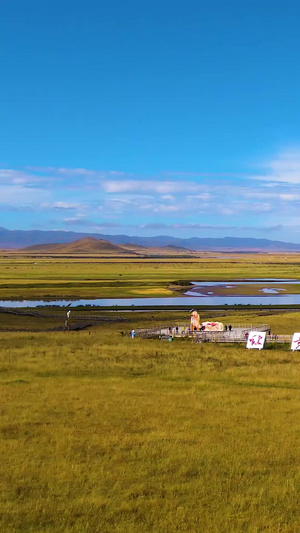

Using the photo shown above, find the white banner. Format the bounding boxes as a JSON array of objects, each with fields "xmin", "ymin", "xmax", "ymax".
[
  {"xmin": 201, "ymin": 321, "xmax": 224, "ymax": 332},
  {"xmin": 246, "ymin": 331, "xmax": 266, "ymax": 350},
  {"xmin": 291, "ymin": 333, "xmax": 300, "ymax": 351}
]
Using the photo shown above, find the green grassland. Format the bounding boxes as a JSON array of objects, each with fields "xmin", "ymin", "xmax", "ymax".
[
  {"xmin": 1, "ymin": 310, "xmax": 300, "ymax": 532},
  {"xmin": 1, "ymin": 306, "xmax": 300, "ymax": 334},
  {"xmin": 1, "ymin": 252, "xmax": 300, "ymax": 299},
  {"xmin": 2, "ymin": 254, "xmax": 300, "ymax": 531}
]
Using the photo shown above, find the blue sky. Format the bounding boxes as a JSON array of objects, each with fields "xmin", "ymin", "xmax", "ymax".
[{"xmin": 2, "ymin": 0, "xmax": 300, "ymax": 241}]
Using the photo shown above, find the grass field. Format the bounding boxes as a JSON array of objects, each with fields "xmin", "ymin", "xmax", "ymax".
[
  {"xmin": 2, "ymin": 255, "xmax": 300, "ymax": 531},
  {"xmin": 1, "ymin": 310, "xmax": 300, "ymax": 532},
  {"xmin": 1, "ymin": 252, "xmax": 300, "ymax": 299}
]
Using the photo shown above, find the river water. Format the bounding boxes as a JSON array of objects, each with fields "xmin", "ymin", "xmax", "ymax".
[{"xmin": 1, "ymin": 279, "xmax": 300, "ymax": 308}]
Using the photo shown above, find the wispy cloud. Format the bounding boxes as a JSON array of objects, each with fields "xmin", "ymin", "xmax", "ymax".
[
  {"xmin": 62, "ymin": 218, "xmax": 121, "ymax": 229},
  {"xmin": 0, "ymin": 169, "xmax": 49, "ymax": 185},
  {"xmin": 27, "ymin": 167, "xmax": 125, "ymax": 178},
  {"xmin": 139, "ymin": 223, "xmax": 282, "ymax": 232},
  {"xmin": 254, "ymin": 149, "xmax": 300, "ymax": 184},
  {"xmin": 1, "ymin": 156, "xmax": 300, "ymax": 242},
  {"xmin": 0, "ymin": 185, "xmax": 49, "ymax": 205},
  {"xmin": 103, "ymin": 180, "xmax": 168, "ymax": 194},
  {"xmin": 42, "ymin": 201, "xmax": 86, "ymax": 210},
  {"xmin": 102, "ymin": 180, "xmax": 205, "ymax": 194},
  {"xmin": 63, "ymin": 217, "xmax": 94, "ymax": 226}
]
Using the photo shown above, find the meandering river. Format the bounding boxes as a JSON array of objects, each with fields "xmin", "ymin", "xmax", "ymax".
[{"xmin": 1, "ymin": 279, "xmax": 300, "ymax": 307}]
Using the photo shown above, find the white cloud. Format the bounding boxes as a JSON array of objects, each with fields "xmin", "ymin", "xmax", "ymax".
[
  {"xmin": 3, "ymin": 158, "xmax": 300, "ymax": 236},
  {"xmin": 279, "ymin": 193, "xmax": 300, "ymax": 201},
  {"xmin": 0, "ymin": 169, "xmax": 37, "ymax": 185},
  {"xmin": 255, "ymin": 150, "xmax": 300, "ymax": 184},
  {"xmin": 0, "ymin": 185, "xmax": 49, "ymax": 205},
  {"xmin": 186, "ymin": 193, "xmax": 213, "ymax": 201},
  {"xmin": 42, "ymin": 201, "xmax": 85, "ymax": 210},
  {"xmin": 157, "ymin": 204, "xmax": 181, "ymax": 212},
  {"xmin": 102, "ymin": 180, "xmax": 203, "ymax": 194},
  {"xmin": 221, "ymin": 207, "xmax": 235, "ymax": 215},
  {"xmin": 27, "ymin": 167, "xmax": 125, "ymax": 178},
  {"xmin": 139, "ymin": 223, "xmax": 282, "ymax": 232},
  {"xmin": 218, "ymin": 200, "xmax": 273, "ymax": 216},
  {"xmin": 160, "ymin": 194, "xmax": 175, "ymax": 201}
]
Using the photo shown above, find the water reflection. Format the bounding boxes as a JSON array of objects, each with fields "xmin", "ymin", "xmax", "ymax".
[
  {"xmin": 187, "ymin": 279, "xmax": 300, "ymax": 297},
  {"xmin": 1, "ymin": 295, "xmax": 300, "ymax": 308},
  {"xmin": 1, "ymin": 279, "xmax": 300, "ymax": 308}
]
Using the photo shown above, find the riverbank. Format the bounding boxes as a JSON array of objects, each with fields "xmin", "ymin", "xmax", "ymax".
[
  {"xmin": 1, "ymin": 253, "xmax": 300, "ymax": 300},
  {"xmin": 0, "ymin": 306, "xmax": 300, "ymax": 334}
]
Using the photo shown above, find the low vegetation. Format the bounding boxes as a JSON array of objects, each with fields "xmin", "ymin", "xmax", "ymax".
[
  {"xmin": 1, "ymin": 252, "xmax": 300, "ymax": 299},
  {"xmin": 1, "ymin": 309, "xmax": 300, "ymax": 532}
]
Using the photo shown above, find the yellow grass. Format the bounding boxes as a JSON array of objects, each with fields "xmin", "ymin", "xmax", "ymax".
[
  {"xmin": 129, "ymin": 287, "xmax": 173, "ymax": 296},
  {"xmin": 1, "ymin": 316, "xmax": 300, "ymax": 532}
]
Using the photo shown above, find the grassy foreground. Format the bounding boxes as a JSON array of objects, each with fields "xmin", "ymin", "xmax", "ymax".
[{"xmin": 1, "ymin": 315, "xmax": 300, "ymax": 532}]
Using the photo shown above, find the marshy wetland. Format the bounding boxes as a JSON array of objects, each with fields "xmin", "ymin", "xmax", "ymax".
[
  {"xmin": 2, "ymin": 278, "xmax": 300, "ymax": 307},
  {"xmin": 1, "ymin": 252, "xmax": 300, "ymax": 304}
]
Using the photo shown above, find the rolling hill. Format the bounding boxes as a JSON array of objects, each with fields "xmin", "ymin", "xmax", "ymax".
[
  {"xmin": 22, "ymin": 237, "xmax": 138, "ymax": 255},
  {"xmin": 20, "ymin": 238, "xmax": 196, "ymax": 257}
]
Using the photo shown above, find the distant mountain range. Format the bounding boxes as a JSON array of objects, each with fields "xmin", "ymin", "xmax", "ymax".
[{"xmin": 1, "ymin": 226, "xmax": 300, "ymax": 251}]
